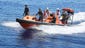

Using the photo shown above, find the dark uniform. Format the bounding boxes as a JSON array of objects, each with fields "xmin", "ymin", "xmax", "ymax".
[
  {"xmin": 36, "ymin": 8, "xmax": 43, "ymax": 22},
  {"xmin": 61, "ymin": 11, "xmax": 69, "ymax": 24},
  {"xmin": 62, "ymin": 8, "xmax": 74, "ymax": 24},
  {"xmin": 24, "ymin": 5, "xmax": 29, "ymax": 16}
]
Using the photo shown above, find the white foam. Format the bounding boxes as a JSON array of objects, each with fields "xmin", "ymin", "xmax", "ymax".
[
  {"xmin": 73, "ymin": 12, "xmax": 85, "ymax": 22},
  {"xmin": 36, "ymin": 24, "xmax": 85, "ymax": 35},
  {"xmin": 1, "ymin": 22, "xmax": 21, "ymax": 28},
  {"xmin": 35, "ymin": 12, "xmax": 85, "ymax": 35}
]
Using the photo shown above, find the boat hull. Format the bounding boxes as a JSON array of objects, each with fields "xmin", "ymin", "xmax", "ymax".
[
  {"xmin": 19, "ymin": 23, "xmax": 36, "ymax": 29},
  {"xmin": 16, "ymin": 18, "xmax": 64, "ymax": 29},
  {"xmin": 16, "ymin": 18, "xmax": 37, "ymax": 29}
]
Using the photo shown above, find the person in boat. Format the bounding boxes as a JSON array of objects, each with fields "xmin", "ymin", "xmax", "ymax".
[
  {"xmin": 23, "ymin": 5, "xmax": 29, "ymax": 16},
  {"xmin": 43, "ymin": 7, "xmax": 50, "ymax": 19},
  {"xmin": 62, "ymin": 8, "xmax": 74, "ymax": 24},
  {"xmin": 56, "ymin": 8, "xmax": 61, "ymax": 18},
  {"xmin": 55, "ymin": 8, "xmax": 62, "ymax": 24},
  {"xmin": 43, "ymin": 10, "xmax": 47, "ymax": 19},
  {"xmin": 36, "ymin": 8, "xmax": 43, "ymax": 22},
  {"xmin": 61, "ymin": 9, "xmax": 69, "ymax": 24}
]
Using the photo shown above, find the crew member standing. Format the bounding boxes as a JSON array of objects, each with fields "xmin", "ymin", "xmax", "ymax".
[{"xmin": 23, "ymin": 5, "xmax": 29, "ymax": 16}]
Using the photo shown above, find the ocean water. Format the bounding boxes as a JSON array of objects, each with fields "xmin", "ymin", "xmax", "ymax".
[{"xmin": 0, "ymin": 0, "xmax": 85, "ymax": 48}]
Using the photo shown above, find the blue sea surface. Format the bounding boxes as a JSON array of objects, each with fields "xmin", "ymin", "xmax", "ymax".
[{"xmin": 0, "ymin": 0, "xmax": 85, "ymax": 48}]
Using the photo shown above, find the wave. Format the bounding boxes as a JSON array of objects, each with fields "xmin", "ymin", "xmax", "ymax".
[
  {"xmin": 1, "ymin": 22, "xmax": 21, "ymax": 28},
  {"xmin": 73, "ymin": 12, "xmax": 85, "ymax": 23}
]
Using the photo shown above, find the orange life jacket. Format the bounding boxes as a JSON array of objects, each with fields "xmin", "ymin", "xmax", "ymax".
[
  {"xmin": 55, "ymin": 15, "xmax": 62, "ymax": 24},
  {"xmin": 44, "ymin": 16, "xmax": 53, "ymax": 23}
]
